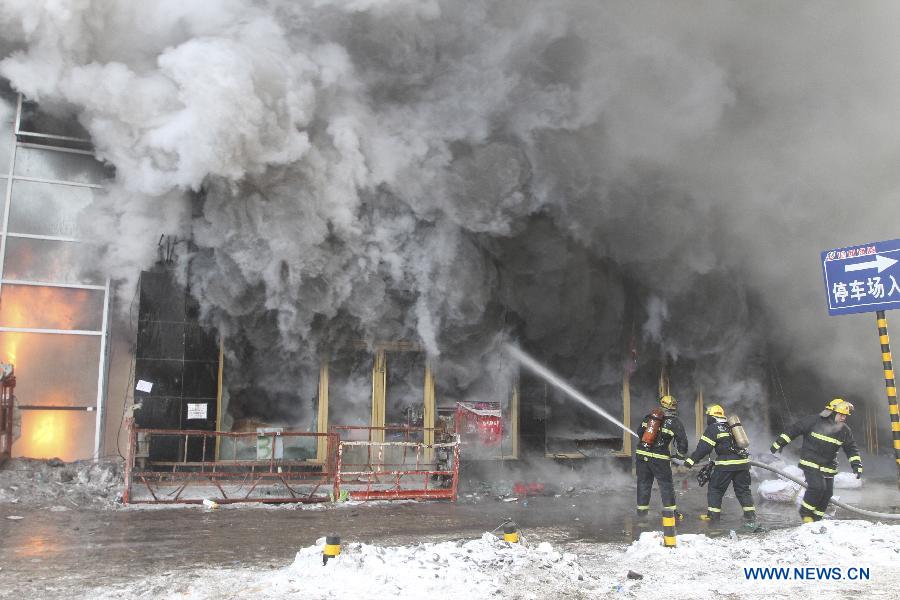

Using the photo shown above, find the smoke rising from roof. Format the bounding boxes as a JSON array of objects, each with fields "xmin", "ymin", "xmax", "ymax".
[{"xmin": 2, "ymin": 1, "xmax": 899, "ymax": 429}]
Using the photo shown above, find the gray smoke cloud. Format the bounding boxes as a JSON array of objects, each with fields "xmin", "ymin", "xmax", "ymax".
[{"xmin": 2, "ymin": 1, "xmax": 899, "ymax": 438}]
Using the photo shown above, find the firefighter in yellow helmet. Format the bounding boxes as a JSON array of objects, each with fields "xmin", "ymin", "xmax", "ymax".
[
  {"xmin": 770, "ymin": 399, "xmax": 862, "ymax": 523},
  {"xmin": 684, "ymin": 404, "xmax": 757, "ymax": 528},
  {"xmin": 635, "ymin": 395, "xmax": 688, "ymax": 519}
]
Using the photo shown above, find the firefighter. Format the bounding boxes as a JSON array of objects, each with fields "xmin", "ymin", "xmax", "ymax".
[
  {"xmin": 684, "ymin": 404, "xmax": 757, "ymax": 528},
  {"xmin": 770, "ymin": 399, "xmax": 862, "ymax": 523},
  {"xmin": 635, "ymin": 394, "xmax": 688, "ymax": 519}
]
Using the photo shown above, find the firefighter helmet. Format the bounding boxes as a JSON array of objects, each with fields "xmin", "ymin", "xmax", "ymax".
[
  {"xmin": 660, "ymin": 395, "xmax": 677, "ymax": 410},
  {"xmin": 705, "ymin": 404, "xmax": 725, "ymax": 419},
  {"xmin": 830, "ymin": 400, "xmax": 854, "ymax": 416}
]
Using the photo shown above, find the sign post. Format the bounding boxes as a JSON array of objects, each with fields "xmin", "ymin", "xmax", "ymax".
[{"xmin": 821, "ymin": 238, "xmax": 900, "ymax": 486}]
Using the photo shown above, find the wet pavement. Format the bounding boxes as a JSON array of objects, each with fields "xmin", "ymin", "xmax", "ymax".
[{"xmin": 0, "ymin": 473, "xmax": 896, "ymax": 598}]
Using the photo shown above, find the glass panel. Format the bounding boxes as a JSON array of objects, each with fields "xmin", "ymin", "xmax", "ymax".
[
  {"xmin": 14, "ymin": 146, "xmax": 111, "ymax": 184},
  {"xmin": 18, "ymin": 100, "xmax": 90, "ymax": 139},
  {"xmin": 3, "ymin": 236, "xmax": 103, "ymax": 285},
  {"xmin": 8, "ymin": 179, "xmax": 96, "ymax": 238},
  {"xmin": 0, "ymin": 331, "xmax": 100, "ymax": 407},
  {"xmin": 1, "ymin": 91, "xmax": 15, "ymax": 123},
  {"xmin": 12, "ymin": 409, "xmax": 95, "ymax": 461},
  {"xmin": 0, "ymin": 284, "xmax": 104, "ymax": 330},
  {"xmin": 328, "ymin": 349, "xmax": 373, "ymax": 429},
  {"xmin": 0, "ymin": 121, "xmax": 12, "ymax": 173}
]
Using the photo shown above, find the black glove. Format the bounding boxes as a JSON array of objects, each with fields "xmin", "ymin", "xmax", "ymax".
[
  {"xmin": 856, "ymin": 471, "xmax": 862, "ymax": 479},
  {"xmin": 770, "ymin": 445, "xmax": 780, "ymax": 454}
]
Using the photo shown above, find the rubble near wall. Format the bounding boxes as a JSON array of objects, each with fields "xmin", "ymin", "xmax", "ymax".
[{"xmin": 0, "ymin": 458, "xmax": 124, "ymax": 509}]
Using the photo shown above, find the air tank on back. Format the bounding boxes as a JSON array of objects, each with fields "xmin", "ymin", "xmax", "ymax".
[
  {"xmin": 641, "ymin": 408, "xmax": 665, "ymax": 447},
  {"xmin": 727, "ymin": 414, "xmax": 750, "ymax": 449}
]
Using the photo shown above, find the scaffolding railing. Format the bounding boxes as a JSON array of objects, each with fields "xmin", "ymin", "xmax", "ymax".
[
  {"xmin": 123, "ymin": 421, "xmax": 460, "ymax": 504},
  {"xmin": 123, "ymin": 419, "xmax": 338, "ymax": 504},
  {"xmin": 331, "ymin": 426, "xmax": 460, "ymax": 501}
]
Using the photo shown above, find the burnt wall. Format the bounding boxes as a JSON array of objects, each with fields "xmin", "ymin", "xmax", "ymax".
[{"xmin": 134, "ymin": 268, "xmax": 219, "ymax": 462}]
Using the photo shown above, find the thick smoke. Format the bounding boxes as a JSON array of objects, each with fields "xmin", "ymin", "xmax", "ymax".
[{"xmin": 2, "ymin": 1, "xmax": 899, "ymax": 436}]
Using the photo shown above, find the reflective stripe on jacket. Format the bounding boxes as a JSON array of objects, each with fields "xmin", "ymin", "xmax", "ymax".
[
  {"xmin": 770, "ymin": 414, "xmax": 862, "ymax": 474},
  {"xmin": 685, "ymin": 420, "xmax": 749, "ymax": 471}
]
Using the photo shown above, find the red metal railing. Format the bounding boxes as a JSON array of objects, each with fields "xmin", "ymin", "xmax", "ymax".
[
  {"xmin": 331, "ymin": 426, "xmax": 460, "ymax": 501},
  {"xmin": 0, "ymin": 376, "xmax": 14, "ymax": 465},
  {"xmin": 123, "ymin": 421, "xmax": 460, "ymax": 504},
  {"xmin": 123, "ymin": 419, "xmax": 338, "ymax": 504}
]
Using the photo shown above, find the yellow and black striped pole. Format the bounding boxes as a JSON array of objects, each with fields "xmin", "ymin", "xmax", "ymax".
[
  {"xmin": 503, "ymin": 522, "xmax": 519, "ymax": 543},
  {"xmin": 662, "ymin": 509, "xmax": 677, "ymax": 548},
  {"xmin": 877, "ymin": 311, "xmax": 900, "ymax": 488},
  {"xmin": 323, "ymin": 534, "xmax": 341, "ymax": 565}
]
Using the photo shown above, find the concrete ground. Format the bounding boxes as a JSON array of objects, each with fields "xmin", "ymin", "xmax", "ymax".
[{"xmin": 2, "ymin": 469, "xmax": 897, "ymax": 598}]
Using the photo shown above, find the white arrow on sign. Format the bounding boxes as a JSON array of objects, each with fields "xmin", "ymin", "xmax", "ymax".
[{"xmin": 844, "ymin": 254, "xmax": 898, "ymax": 274}]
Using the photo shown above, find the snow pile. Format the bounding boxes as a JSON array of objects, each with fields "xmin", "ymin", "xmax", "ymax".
[
  {"xmin": 279, "ymin": 533, "xmax": 585, "ymax": 599},
  {"xmin": 88, "ymin": 533, "xmax": 589, "ymax": 599},
  {"xmin": 579, "ymin": 520, "xmax": 900, "ymax": 599},
  {"xmin": 758, "ymin": 464, "xmax": 862, "ymax": 504},
  {"xmin": 0, "ymin": 458, "xmax": 123, "ymax": 508},
  {"xmin": 81, "ymin": 520, "xmax": 899, "ymax": 599}
]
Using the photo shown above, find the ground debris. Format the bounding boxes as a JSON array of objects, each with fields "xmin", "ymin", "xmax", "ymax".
[{"xmin": 0, "ymin": 457, "xmax": 124, "ymax": 509}]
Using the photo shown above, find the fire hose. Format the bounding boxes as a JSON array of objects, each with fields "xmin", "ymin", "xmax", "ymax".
[
  {"xmin": 672, "ymin": 457, "xmax": 900, "ymax": 520},
  {"xmin": 747, "ymin": 458, "xmax": 900, "ymax": 521}
]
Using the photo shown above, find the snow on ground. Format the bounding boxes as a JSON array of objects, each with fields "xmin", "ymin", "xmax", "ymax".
[
  {"xmin": 0, "ymin": 458, "xmax": 123, "ymax": 508},
  {"xmin": 581, "ymin": 520, "xmax": 900, "ymax": 599},
  {"xmin": 87, "ymin": 532, "xmax": 587, "ymax": 599},
  {"xmin": 83, "ymin": 520, "xmax": 899, "ymax": 599}
]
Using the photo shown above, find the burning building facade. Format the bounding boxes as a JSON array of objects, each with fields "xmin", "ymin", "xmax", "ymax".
[{"xmin": 0, "ymin": 2, "xmax": 897, "ymax": 469}]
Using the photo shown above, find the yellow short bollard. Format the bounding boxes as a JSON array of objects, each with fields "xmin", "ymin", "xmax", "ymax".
[
  {"xmin": 503, "ymin": 522, "xmax": 519, "ymax": 543},
  {"xmin": 323, "ymin": 534, "xmax": 341, "ymax": 565},
  {"xmin": 662, "ymin": 509, "xmax": 677, "ymax": 548}
]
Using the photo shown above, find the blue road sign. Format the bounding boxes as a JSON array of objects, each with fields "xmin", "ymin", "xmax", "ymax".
[{"xmin": 822, "ymin": 238, "xmax": 900, "ymax": 316}]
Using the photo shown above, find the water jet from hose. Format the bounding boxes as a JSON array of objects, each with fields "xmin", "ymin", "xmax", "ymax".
[{"xmin": 505, "ymin": 344, "xmax": 638, "ymax": 438}]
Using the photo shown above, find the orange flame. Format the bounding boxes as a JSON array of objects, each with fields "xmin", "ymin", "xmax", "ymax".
[
  {"xmin": 1, "ymin": 284, "xmax": 101, "ymax": 461},
  {"xmin": 0, "ymin": 284, "xmax": 98, "ymax": 330},
  {"xmin": 31, "ymin": 411, "xmax": 64, "ymax": 449},
  {"xmin": 16, "ymin": 409, "xmax": 91, "ymax": 461}
]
